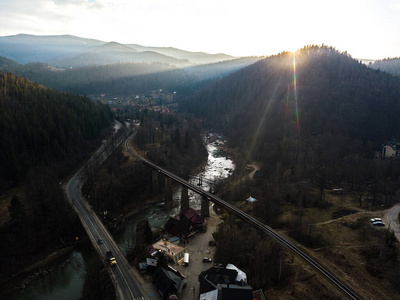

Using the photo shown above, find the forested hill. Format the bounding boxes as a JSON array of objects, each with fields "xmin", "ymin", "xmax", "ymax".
[
  {"xmin": 0, "ymin": 72, "xmax": 113, "ymax": 186},
  {"xmin": 0, "ymin": 56, "xmax": 261, "ymax": 96},
  {"xmin": 179, "ymin": 46, "xmax": 400, "ymax": 181},
  {"xmin": 369, "ymin": 57, "xmax": 400, "ymax": 78},
  {"xmin": 0, "ymin": 57, "xmax": 199, "ymax": 96}
]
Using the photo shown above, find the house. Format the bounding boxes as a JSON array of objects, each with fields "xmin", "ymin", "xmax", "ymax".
[
  {"xmin": 180, "ymin": 207, "xmax": 207, "ymax": 231},
  {"xmin": 153, "ymin": 266, "xmax": 187, "ymax": 299},
  {"xmin": 382, "ymin": 139, "xmax": 400, "ymax": 158},
  {"xmin": 198, "ymin": 266, "xmax": 253, "ymax": 300},
  {"xmin": 148, "ymin": 239, "xmax": 186, "ymax": 264},
  {"xmin": 163, "ymin": 217, "xmax": 193, "ymax": 239}
]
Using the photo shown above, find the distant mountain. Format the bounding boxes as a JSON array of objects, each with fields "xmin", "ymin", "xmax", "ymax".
[
  {"xmin": 183, "ymin": 57, "xmax": 262, "ymax": 80},
  {"xmin": 0, "ymin": 34, "xmax": 235, "ymax": 67},
  {"xmin": 0, "ymin": 34, "xmax": 103, "ymax": 64},
  {"xmin": 179, "ymin": 45, "xmax": 400, "ymax": 181},
  {"xmin": 126, "ymin": 44, "xmax": 235, "ymax": 64},
  {"xmin": 369, "ymin": 57, "xmax": 400, "ymax": 78},
  {"xmin": 50, "ymin": 41, "xmax": 192, "ymax": 68}
]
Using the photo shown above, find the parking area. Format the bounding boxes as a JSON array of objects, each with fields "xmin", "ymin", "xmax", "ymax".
[{"xmin": 174, "ymin": 206, "xmax": 221, "ymax": 300}]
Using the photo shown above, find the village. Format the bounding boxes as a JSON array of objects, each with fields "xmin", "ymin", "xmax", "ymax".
[
  {"xmin": 142, "ymin": 202, "xmax": 266, "ymax": 300},
  {"xmin": 94, "ymin": 89, "xmax": 178, "ymax": 118}
]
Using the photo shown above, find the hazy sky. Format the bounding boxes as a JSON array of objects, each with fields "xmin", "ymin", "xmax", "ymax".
[{"xmin": 1, "ymin": 0, "xmax": 399, "ymax": 59}]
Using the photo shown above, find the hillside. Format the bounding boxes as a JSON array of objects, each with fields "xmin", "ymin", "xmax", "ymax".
[
  {"xmin": 179, "ymin": 45, "xmax": 400, "ymax": 183},
  {"xmin": 0, "ymin": 72, "xmax": 113, "ymax": 186},
  {"xmin": 0, "ymin": 58, "xmax": 201, "ymax": 96},
  {"xmin": 126, "ymin": 44, "xmax": 235, "ymax": 64},
  {"xmin": 0, "ymin": 72, "xmax": 115, "ymax": 294},
  {"xmin": 0, "ymin": 34, "xmax": 234, "ymax": 67},
  {"xmin": 0, "ymin": 56, "xmax": 261, "ymax": 96},
  {"xmin": 0, "ymin": 34, "xmax": 103, "ymax": 64},
  {"xmin": 183, "ymin": 56, "xmax": 262, "ymax": 80},
  {"xmin": 369, "ymin": 57, "xmax": 400, "ymax": 78},
  {"xmin": 52, "ymin": 41, "xmax": 192, "ymax": 68}
]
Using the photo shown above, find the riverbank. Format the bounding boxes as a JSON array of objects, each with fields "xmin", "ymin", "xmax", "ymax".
[
  {"xmin": 3, "ymin": 131, "xmax": 231, "ymax": 300},
  {"xmin": 1, "ymin": 246, "xmax": 74, "ymax": 297}
]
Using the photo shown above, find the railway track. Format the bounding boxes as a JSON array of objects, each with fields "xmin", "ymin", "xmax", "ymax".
[{"xmin": 125, "ymin": 134, "xmax": 363, "ymax": 300}]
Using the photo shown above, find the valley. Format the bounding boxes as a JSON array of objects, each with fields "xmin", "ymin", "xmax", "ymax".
[{"xmin": 1, "ymin": 34, "xmax": 400, "ymax": 300}]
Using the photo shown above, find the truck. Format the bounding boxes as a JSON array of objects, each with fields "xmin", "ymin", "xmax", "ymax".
[
  {"xmin": 183, "ymin": 252, "xmax": 189, "ymax": 267},
  {"xmin": 106, "ymin": 251, "xmax": 117, "ymax": 266}
]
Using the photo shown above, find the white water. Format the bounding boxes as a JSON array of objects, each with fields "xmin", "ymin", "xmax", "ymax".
[{"xmin": 115, "ymin": 133, "xmax": 235, "ymax": 253}]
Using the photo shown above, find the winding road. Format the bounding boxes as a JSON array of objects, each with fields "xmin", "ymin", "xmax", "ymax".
[{"xmin": 64, "ymin": 121, "xmax": 151, "ymax": 300}]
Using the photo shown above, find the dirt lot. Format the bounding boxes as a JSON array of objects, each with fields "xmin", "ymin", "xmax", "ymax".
[{"xmin": 174, "ymin": 204, "xmax": 221, "ymax": 300}]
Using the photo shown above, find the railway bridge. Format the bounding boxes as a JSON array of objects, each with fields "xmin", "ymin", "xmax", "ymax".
[{"xmin": 125, "ymin": 133, "xmax": 362, "ymax": 300}]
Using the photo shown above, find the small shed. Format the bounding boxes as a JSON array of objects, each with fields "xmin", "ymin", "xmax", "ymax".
[{"xmin": 246, "ymin": 196, "xmax": 257, "ymax": 203}]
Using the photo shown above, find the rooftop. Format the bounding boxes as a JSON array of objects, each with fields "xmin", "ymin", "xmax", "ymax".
[{"xmin": 149, "ymin": 239, "xmax": 185, "ymax": 256}]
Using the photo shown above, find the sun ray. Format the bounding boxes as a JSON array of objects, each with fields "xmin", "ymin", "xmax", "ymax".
[
  {"xmin": 293, "ymin": 52, "xmax": 300, "ymax": 135},
  {"xmin": 245, "ymin": 73, "xmax": 284, "ymax": 162}
]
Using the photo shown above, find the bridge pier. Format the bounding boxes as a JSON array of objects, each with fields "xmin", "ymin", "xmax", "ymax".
[
  {"xmin": 180, "ymin": 186, "xmax": 189, "ymax": 211},
  {"xmin": 152, "ymin": 170, "xmax": 160, "ymax": 194},
  {"xmin": 201, "ymin": 196, "xmax": 210, "ymax": 217},
  {"xmin": 164, "ymin": 176, "xmax": 172, "ymax": 206}
]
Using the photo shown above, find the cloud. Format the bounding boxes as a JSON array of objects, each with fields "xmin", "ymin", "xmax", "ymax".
[
  {"xmin": 0, "ymin": 0, "xmax": 399, "ymax": 58},
  {"xmin": 52, "ymin": 0, "xmax": 104, "ymax": 8}
]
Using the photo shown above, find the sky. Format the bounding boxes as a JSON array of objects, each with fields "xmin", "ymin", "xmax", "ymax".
[{"xmin": 1, "ymin": 0, "xmax": 400, "ymax": 59}]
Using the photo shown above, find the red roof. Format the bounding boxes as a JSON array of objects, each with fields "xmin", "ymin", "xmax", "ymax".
[{"xmin": 180, "ymin": 208, "xmax": 205, "ymax": 225}]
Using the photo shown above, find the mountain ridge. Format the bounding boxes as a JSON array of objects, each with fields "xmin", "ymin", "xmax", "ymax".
[
  {"xmin": 0, "ymin": 34, "xmax": 235, "ymax": 67},
  {"xmin": 179, "ymin": 45, "xmax": 400, "ymax": 181}
]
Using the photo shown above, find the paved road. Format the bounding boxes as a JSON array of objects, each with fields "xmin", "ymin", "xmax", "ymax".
[
  {"xmin": 65, "ymin": 121, "xmax": 150, "ymax": 300},
  {"xmin": 385, "ymin": 203, "xmax": 400, "ymax": 241}
]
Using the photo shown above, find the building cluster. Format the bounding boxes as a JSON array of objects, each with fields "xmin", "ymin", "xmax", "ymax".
[
  {"xmin": 98, "ymin": 89, "xmax": 177, "ymax": 116},
  {"xmin": 144, "ymin": 206, "xmax": 265, "ymax": 300},
  {"xmin": 163, "ymin": 207, "xmax": 207, "ymax": 241},
  {"xmin": 152, "ymin": 263, "xmax": 265, "ymax": 300}
]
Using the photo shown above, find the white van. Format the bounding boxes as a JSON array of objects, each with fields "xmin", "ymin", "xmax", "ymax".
[{"xmin": 183, "ymin": 252, "xmax": 189, "ymax": 266}]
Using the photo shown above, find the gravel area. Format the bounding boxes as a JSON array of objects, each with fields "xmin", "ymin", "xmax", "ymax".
[{"xmin": 174, "ymin": 205, "xmax": 221, "ymax": 300}]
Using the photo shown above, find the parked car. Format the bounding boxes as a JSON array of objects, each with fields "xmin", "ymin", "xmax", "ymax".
[
  {"xmin": 370, "ymin": 218, "xmax": 382, "ymax": 223},
  {"xmin": 373, "ymin": 221, "xmax": 385, "ymax": 227},
  {"xmin": 203, "ymin": 257, "xmax": 212, "ymax": 263},
  {"xmin": 209, "ymin": 240, "xmax": 216, "ymax": 246}
]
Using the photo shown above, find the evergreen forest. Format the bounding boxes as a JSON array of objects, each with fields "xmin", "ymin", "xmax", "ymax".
[
  {"xmin": 179, "ymin": 46, "xmax": 400, "ymax": 186},
  {"xmin": 0, "ymin": 58, "xmax": 199, "ymax": 96},
  {"xmin": 0, "ymin": 72, "xmax": 113, "ymax": 291},
  {"xmin": 0, "ymin": 72, "xmax": 113, "ymax": 186},
  {"xmin": 370, "ymin": 57, "xmax": 400, "ymax": 78}
]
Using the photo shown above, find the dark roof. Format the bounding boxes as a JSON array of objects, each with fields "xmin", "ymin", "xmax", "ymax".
[
  {"xmin": 220, "ymin": 286, "xmax": 253, "ymax": 300},
  {"xmin": 154, "ymin": 267, "xmax": 184, "ymax": 297},
  {"xmin": 198, "ymin": 266, "xmax": 253, "ymax": 300},
  {"xmin": 199, "ymin": 266, "xmax": 237, "ymax": 286},
  {"xmin": 164, "ymin": 217, "xmax": 192, "ymax": 237}
]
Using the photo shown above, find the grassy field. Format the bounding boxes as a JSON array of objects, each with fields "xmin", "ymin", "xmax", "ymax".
[{"xmin": 238, "ymin": 186, "xmax": 400, "ymax": 299}]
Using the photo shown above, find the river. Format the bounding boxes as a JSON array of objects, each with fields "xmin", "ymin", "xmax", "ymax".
[{"xmin": 9, "ymin": 132, "xmax": 234, "ymax": 299}]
